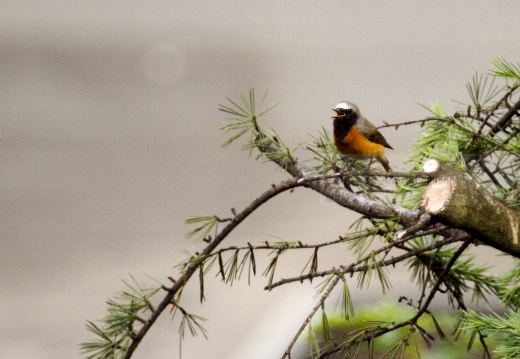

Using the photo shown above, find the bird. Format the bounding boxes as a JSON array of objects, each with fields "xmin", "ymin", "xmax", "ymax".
[{"xmin": 331, "ymin": 101, "xmax": 393, "ymax": 172}]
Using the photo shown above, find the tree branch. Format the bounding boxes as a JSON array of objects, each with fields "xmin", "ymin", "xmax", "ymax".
[
  {"xmin": 123, "ymin": 177, "xmax": 305, "ymax": 358},
  {"xmin": 422, "ymin": 159, "xmax": 520, "ymax": 257},
  {"xmin": 265, "ymin": 235, "xmax": 466, "ymax": 291},
  {"xmin": 318, "ymin": 236, "xmax": 473, "ymax": 359},
  {"xmin": 489, "ymin": 96, "xmax": 520, "ymax": 136}
]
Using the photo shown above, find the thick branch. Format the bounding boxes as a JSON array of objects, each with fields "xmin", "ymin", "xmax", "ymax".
[
  {"xmin": 260, "ymin": 141, "xmax": 424, "ymax": 226},
  {"xmin": 123, "ymin": 158, "xmax": 435, "ymax": 357},
  {"xmin": 422, "ymin": 159, "xmax": 520, "ymax": 257}
]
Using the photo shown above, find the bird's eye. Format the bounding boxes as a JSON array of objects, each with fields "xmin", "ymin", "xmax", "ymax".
[{"xmin": 345, "ymin": 109, "xmax": 352, "ymax": 114}]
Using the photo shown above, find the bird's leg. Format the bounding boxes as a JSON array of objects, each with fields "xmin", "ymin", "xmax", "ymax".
[
  {"xmin": 362, "ymin": 158, "xmax": 377, "ymax": 187},
  {"xmin": 341, "ymin": 173, "xmax": 354, "ymax": 192},
  {"xmin": 364, "ymin": 158, "xmax": 374, "ymax": 176},
  {"xmin": 336, "ymin": 161, "xmax": 355, "ymax": 192},
  {"xmin": 345, "ymin": 159, "xmax": 358, "ymax": 172}
]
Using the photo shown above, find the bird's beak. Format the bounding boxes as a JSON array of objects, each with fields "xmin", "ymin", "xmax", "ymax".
[{"xmin": 331, "ymin": 109, "xmax": 343, "ymax": 119}]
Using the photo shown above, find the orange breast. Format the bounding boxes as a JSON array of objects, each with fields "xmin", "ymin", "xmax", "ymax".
[{"xmin": 335, "ymin": 128, "xmax": 385, "ymax": 159}]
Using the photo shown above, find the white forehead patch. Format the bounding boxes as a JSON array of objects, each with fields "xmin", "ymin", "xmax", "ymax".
[{"xmin": 336, "ymin": 102, "xmax": 350, "ymax": 110}]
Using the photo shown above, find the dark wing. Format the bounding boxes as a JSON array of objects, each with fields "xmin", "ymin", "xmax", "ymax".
[{"xmin": 368, "ymin": 131, "xmax": 393, "ymax": 149}]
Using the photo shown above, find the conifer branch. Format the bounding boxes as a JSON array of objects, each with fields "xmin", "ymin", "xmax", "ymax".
[
  {"xmin": 84, "ymin": 60, "xmax": 520, "ymax": 359},
  {"xmin": 123, "ymin": 178, "xmax": 304, "ymax": 358},
  {"xmin": 265, "ymin": 234, "xmax": 466, "ymax": 291}
]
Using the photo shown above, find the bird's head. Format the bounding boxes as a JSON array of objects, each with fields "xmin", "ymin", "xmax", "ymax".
[{"xmin": 332, "ymin": 101, "xmax": 360, "ymax": 125}]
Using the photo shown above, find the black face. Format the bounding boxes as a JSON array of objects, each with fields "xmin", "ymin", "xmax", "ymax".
[
  {"xmin": 332, "ymin": 107, "xmax": 358, "ymax": 140},
  {"xmin": 332, "ymin": 108, "xmax": 358, "ymax": 125}
]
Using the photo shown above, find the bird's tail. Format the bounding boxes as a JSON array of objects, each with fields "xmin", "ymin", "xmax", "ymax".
[{"xmin": 377, "ymin": 154, "xmax": 393, "ymax": 172}]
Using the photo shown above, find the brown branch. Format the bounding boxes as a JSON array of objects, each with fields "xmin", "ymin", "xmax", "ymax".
[
  {"xmin": 380, "ymin": 116, "xmax": 520, "ymax": 160},
  {"xmin": 123, "ymin": 177, "xmax": 305, "ymax": 358},
  {"xmin": 318, "ymin": 236, "xmax": 473, "ymax": 359},
  {"xmin": 463, "ymin": 86, "xmax": 518, "ymax": 151},
  {"xmin": 445, "ymin": 118, "xmax": 520, "ymax": 159},
  {"xmin": 265, "ymin": 235, "xmax": 465, "ymax": 291},
  {"xmin": 210, "ymin": 236, "xmax": 353, "ymax": 256},
  {"xmin": 123, "ymin": 156, "xmax": 431, "ymax": 357},
  {"xmin": 124, "ymin": 107, "xmax": 515, "ymax": 357},
  {"xmin": 412, "ymin": 238, "xmax": 473, "ymax": 317},
  {"xmin": 478, "ymin": 159, "xmax": 504, "ymax": 189},
  {"xmin": 489, "ymin": 96, "xmax": 520, "ymax": 136},
  {"xmin": 474, "ymin": 124, "xmax": 520, "ymax": 168},
  {"xmin": 422, "ymin": 159, "xmax": 520, "ymax": 257},
  {"xmin": 281, "ymin": 272, "xmax": 342, "ymax": 359},
  {"xmin": 123, "ymin": 163, "xmax": 431, "ymax": 357},
  {"xmin": 377, "ymin": 117, "xmax": 443, "ymax": 130},
  {"xmin": 290, "ymin": 171, "xmax": 430, "ymax": 186}
]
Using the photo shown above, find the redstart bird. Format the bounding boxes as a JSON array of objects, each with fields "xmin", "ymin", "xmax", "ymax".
[{"xmin": 332, "ymin": 101, "xmax": 393, "ymax": 172}]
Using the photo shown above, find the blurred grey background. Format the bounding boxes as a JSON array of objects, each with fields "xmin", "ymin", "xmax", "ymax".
[{"xmin": 2, "ymin": 1, "xmax": 520, "ymax": 358}]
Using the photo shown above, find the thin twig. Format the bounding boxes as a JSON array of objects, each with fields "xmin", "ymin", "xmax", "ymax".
[
  {"xmin": 489, "ymin": 96, "xmax": 520, "ymax": 136},
  {"xmin": 265, "ymin": 235, "xmax": 465, "ymax": 291},
  {"xmin": 478, "ymin": 159, "xmax": 504, "ymax": 189},
  {"xmin": 413, "ymin": 238, "xmax": 473, "ymax": 318},
  {"xmin": 317, "ymin": 235, "xmax": 473, "ymax": 359},
  {"xmin": 463, "ymin": 86, "xmax": 517, "ymax": 152},
  {"xmin": 381, "ymin": 116, "xmax": 520, "ymax": 160},
  {"xmin": 124, "ymin": 178, "xmax": 306, "ymax": 358},
  {"xmin": 281, "ymin": 272, "xmax": 343, "ymax": 359}
]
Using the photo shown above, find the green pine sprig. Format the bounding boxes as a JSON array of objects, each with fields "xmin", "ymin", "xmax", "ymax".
[{"xmin": 80, "ymin": 276, "xmax": 161, "ymax": 359}]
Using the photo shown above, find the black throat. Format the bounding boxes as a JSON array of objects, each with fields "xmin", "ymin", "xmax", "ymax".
[{"xmin": 333, "ymin": 117, "xmax": 355, "ymax": 141}]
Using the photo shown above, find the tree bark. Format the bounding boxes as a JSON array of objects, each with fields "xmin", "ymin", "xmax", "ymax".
[{"xmin": 421, "ymin": 159, "xmax": 520, "ymax": 257}]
